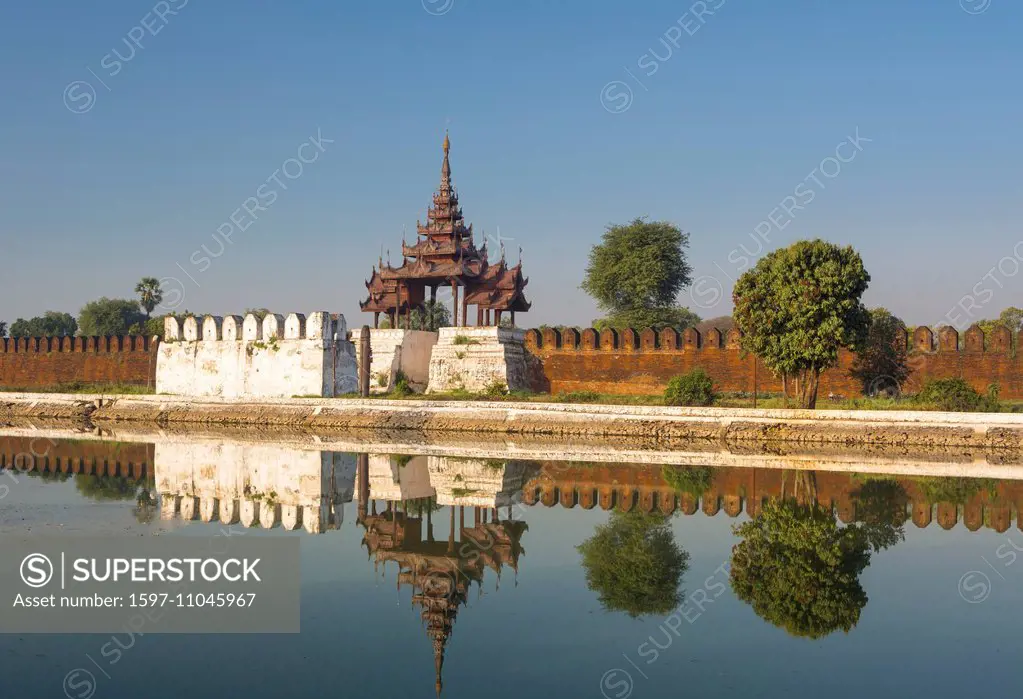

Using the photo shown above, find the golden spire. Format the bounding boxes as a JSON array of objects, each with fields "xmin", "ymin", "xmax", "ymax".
[{"xmin": 443, "ymin": 130, "xmax": 450, "ymax": 155}]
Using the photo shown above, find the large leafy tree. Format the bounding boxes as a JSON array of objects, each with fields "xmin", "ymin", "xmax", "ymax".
[
  {"xmin": 730, "ymin": 498, "xmax": 873, "ymax": 639},
  {"xmin": 9, "ymin": 311, "xmax": 78, "ymax": 338},
  {"xmin": 134, "ymin": 277, "xmax": 164, "ymax": 319},
  {"xmin": 733, "ymin": 240, "xmax": 871, "ymax": 408},
  {"xmin": 577, "ymin": 511, "xmax": 689, "ymax": 617},
  {"xmin": 850, "ymin": 308, "xmax": 909, "ymax": 396},
  {"xmin": 0, "ymin": 321, "xmax": 6, "ymax": 338},
  {"xmin": 582, "ymin": 218, "xmax": 700, "ymax": 331},
  {"xmin": 78, "ymin": 298, "xmax": 146, "ymax": 337}
]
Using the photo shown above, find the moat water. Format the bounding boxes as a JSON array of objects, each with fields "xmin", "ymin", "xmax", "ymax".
[{"xmin": 1, "ymin": 429, "xmax": 1022, "ymax": 698}]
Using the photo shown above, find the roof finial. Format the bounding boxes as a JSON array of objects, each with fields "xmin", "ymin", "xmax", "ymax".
[
  {"xmin": 518, "ymin": 245, "xmax": 523, "ymax": 265},
  {"xmin": 443, "ymin": 130, "xmax": 450, "ymax": 156}
]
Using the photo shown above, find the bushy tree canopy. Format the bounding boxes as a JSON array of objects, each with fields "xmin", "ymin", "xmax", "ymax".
[
  {"xmin": 582, "ymin": 218, "xmax": 699, "ymax": 331},
  {"xmin": 577, "ymin": 511, "xmax": 689, "ymax": 617},
  {"xmin": 78, "ymin": 298, "xmax": 145, "ymax": 337},
  {"xmin": 732, "ymin": 240, "xmax": 871, "ymax": 408},
  {"xmin": 850, "ymin": 308, "xmax": 909, "ymax": 395},
  {"xmin": 730, "ymin": 499, "xmax": 872, "ymax": 639},
  {"xmin": 9, "ymin": 311, "xmax": 78, "ymax": 338}
]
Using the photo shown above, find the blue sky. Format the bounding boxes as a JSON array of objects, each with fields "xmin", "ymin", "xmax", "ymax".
[{"xmin": 2, "ymin": 0, "xmax": 1021, "ymax": 329}]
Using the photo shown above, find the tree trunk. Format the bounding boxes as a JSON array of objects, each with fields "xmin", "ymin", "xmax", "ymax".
[
  {"xmin": 782, "ymin": 372, "xmax": 789, "ymax": 408},
  {"xmin": 799, "ymin": 368, "xmax": 821, "ymax": 409}
]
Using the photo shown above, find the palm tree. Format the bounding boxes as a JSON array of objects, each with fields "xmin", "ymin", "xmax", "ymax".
[{"xmin": 134, "ymin": 277, "xmax": 164, "ymax": 319}]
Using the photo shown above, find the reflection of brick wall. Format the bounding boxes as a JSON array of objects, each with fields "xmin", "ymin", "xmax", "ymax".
[
  {"xmin": 522, "ymin": 464, "xmax": 1023, "ymax": 533},
  {"xmin": 524, "ymin": 325, "xmax": 1023, "ymax": 398},
  {"xmin": 0, "ymin": 437, "xmax": 153, "ymax": 478},
  {"xmin": 0, "ymin": 336, "xmax": 157, "ymax": 389}
]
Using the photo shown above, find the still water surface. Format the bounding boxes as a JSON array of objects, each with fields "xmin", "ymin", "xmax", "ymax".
[{"xmin": 1, "ymin": 431, "xmax": 1021, "ymax": 698}]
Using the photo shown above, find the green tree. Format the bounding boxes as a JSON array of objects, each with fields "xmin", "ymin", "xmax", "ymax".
[
  {"xmin": 732, "ymin": 240, "xmax": 871, "ymax": 409},
  {"xmin": 78, "ymin": 298, "xmax": 146, "ymax": 337},
  {"xmin": 577, "ymin": 511, "xmax": 689, "ymax": 617},
  {"xmin": 582, "ymin": 218, "xmax": 700, "ymax": 331},
  {"xmin": 410, "ymin": 300, "xmax": 451, "ymax": 331},
  {"xmin": 730, "ymin": 499, "xmax": 872, "ymax": 639},
  {"xmin": 0, "ymin": 321, "xmax": 6, "ymax": 338},
  {"xmin": 9, "ymin": 311, "xmax": 78, "ymax": 338},
  {"xmin": 134, "ymin": 277, "xmax": 164, "ymax": 319},
  {"xmin": 850, "ymin": 308, "xmax": 909, "ymax": 396}
]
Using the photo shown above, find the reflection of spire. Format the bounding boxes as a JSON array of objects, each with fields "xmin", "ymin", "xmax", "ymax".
[{"xmin": 433, "ymin": 636, "xmax": 445, "ymax": 697}]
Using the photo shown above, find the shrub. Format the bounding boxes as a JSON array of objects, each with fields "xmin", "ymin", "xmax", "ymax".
[
  {"xmin": 482, "ymin": 380, "xmax": 508, "ymax": 397},
  {"xmin": 392, "ymin": 370, "xmax": 412, "ymax": 397},
  {"xmin": 664, "ymin": 369, "xmax": 715, "ymax": 407},
  {"xmin": 915, "ymin": 378, "xmax": 997, "ymax": 412}
]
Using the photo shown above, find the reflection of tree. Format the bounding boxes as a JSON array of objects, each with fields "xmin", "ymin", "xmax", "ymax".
[
  {"xmin": 851, "ymin": 478, "xmax": 907, "ymax": 551},
  {"xmin": 577, "ymin": 511, "xmax": 689, "ymax": 618},
  {"xmin": 134, "ymin": 488, "xmax": 158, "ymax": 524},
  {"xmin": 404, "ymin": 496, "xmax": 443, "ymax": 517},
  {"xmin": 661, "ymin": 466, "xmax": 714, "ymax": 497},
  {"xmin": 75, "ymin": 475, "xmax": 142, "ymax": 501},
  {"xmin": 916, "ymin": 477, "xmax": 997, "ymax": 505},
  {"xmin": 730, "ymin": 499, "xmax": 872, "ymax": 639}
]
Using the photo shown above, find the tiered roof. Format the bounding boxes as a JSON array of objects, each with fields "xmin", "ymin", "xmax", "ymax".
[{"xmin": 360, "ymin": 134, "xmax": 531, "ymax": 319}]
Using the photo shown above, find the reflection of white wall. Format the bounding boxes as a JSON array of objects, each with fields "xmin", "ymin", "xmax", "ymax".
[
  {"xmin": 357, "ymin": 454, "xmax": 435, "ymax": 502},
  {"xmin": 155, "ymin": 441, "xmax": 355, "ymax": 534}
]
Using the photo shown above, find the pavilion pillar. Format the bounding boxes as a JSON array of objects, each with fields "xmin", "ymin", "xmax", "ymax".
[
  {"xmin": 431, "ymin": 285, "xmax": 437, "ymax": 304},
  {"xmin": 486, "ymin": 309, "xmax": 491, "ymax": 326},
  {"xmin": 461, "ymin": 295, "xmax": 468, "ymax": 329},
  {"xmin": 447, "ymin": 507, "xmax": 455, "ymax": 554},
  {"xmin": 495, "ymin": 310, "xmax": 502, "ymax": 326},
  {"xmin": 451, "ymin": 280, "xmax": 459, "ymax": 327},
  {"xmin": 459, "ymin": 506, "xmax": 464, "ymax": 531},
  {"xmin": 373, "ymin": 312, "xmax": 379, "ymax": 329},
  {"xmin": 477, "ymin": 307, "xmax": 483, "ymax": 326},
  {"xmin": 510, "ymin": 311, "xmax": 515, "ymax": 327}
]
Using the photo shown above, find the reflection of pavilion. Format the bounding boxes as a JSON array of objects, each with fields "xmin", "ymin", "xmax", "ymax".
[{"xmin": 357, "ymin": 454, "xmax": 532, "ymax": 696}]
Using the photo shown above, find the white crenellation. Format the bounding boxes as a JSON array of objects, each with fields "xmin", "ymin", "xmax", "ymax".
[
  {"xmin": 202, "ymin": 316, "xmax": 223, "ymax": 342},
  {"xmin": 242, "ymin": 314, "xmax": 261, "ymax": 340},
  {"xmin": 284, "ymin": 313, "xmax": 306, "ymax": 340},
  {"xmin": 164, "ymin": 317, "xmax": 181, "ymax": 340},
  {"xmin": 183, "ymin": 316, "xmax": 200, "ymax": 341},
  {"xmin": 262, "ymin": 313, "xmax": 285, "ymax": 340},
  {"xmin": 156, "ymin": 311, "xmax": 358, "ymax": 398},
  {"xmin": 222, "ymin": 316, "xmax": 244, "ymax": 342}
]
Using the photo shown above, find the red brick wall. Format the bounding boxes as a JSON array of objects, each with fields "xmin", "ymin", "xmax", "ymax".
[
  {"xmin": 523, "ymin": 325, "xmax": 1023, "ymax": 398},
  {"xmin": 0, "ymin": 336, "xmax": 157, "ymax": 389}
]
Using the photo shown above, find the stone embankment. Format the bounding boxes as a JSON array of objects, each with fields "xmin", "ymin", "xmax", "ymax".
[{"xmin": 3, "ymin": 392, "xmax": 1023, "ymax": 450}]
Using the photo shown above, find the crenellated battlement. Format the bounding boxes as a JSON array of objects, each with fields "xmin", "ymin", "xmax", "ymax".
[
  {"xmin": 524, "ymin": 324, "xmax": 1020, "ymax": 354},
  {"xmin": 523, "ymin": 324, "xmax": 1023, "ymax": 398},
  {"xmin": 164, "ymin": 312, "xmax": 347, "ymax": 344},
  {"xmin": 157, "ymin": 311, "xmax": 357, "ymax": 398},
  {"xmin": 0, "ymin": 335, "xmax": 154, "ymax": 354}
]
